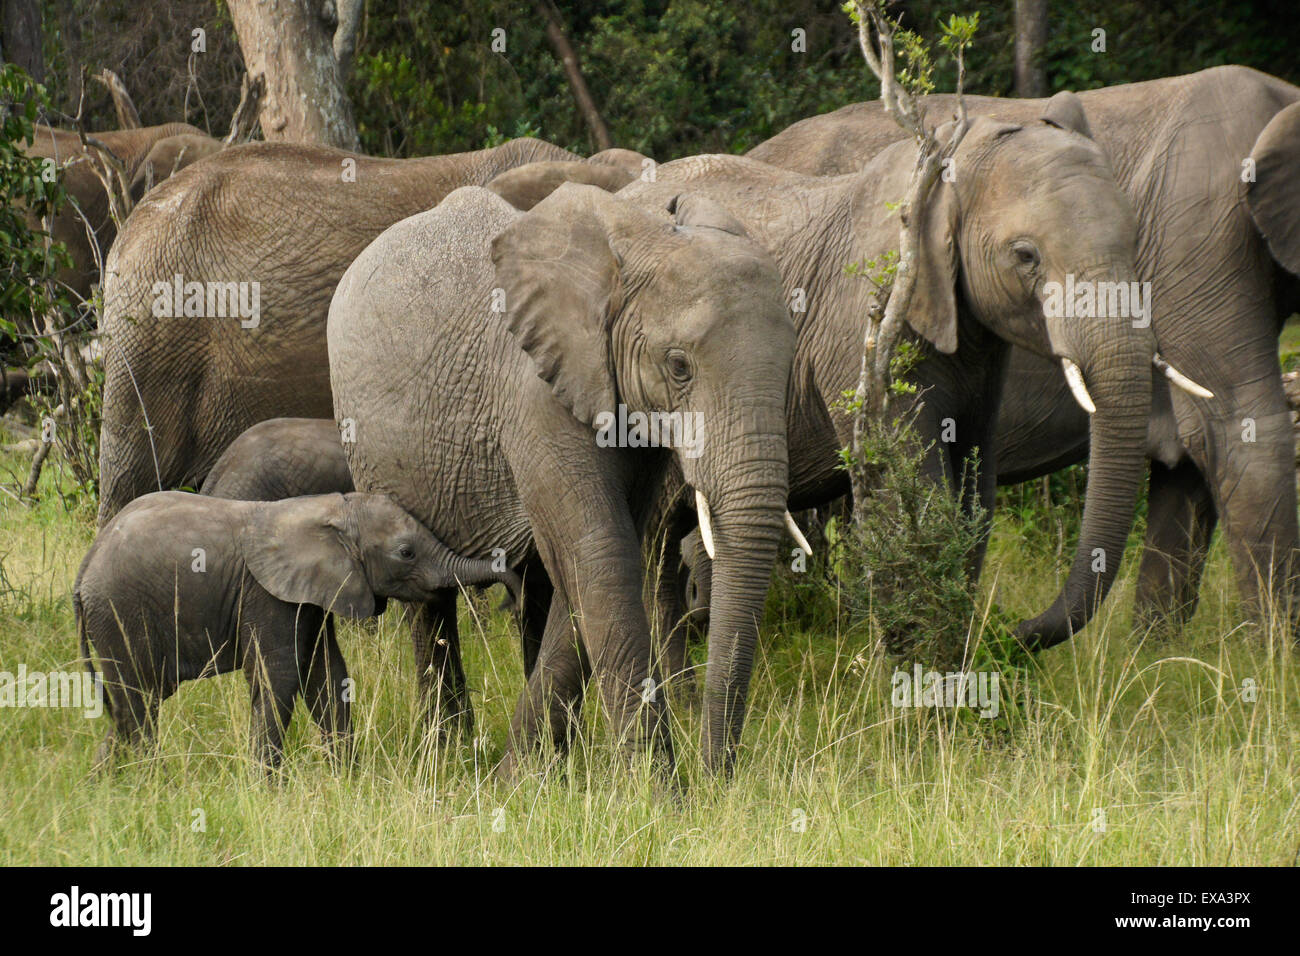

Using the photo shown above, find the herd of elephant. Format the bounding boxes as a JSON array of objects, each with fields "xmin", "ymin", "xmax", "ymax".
[{"xmin": 30, "ymin": 64, "xmax": 1300, "ymax": 776}]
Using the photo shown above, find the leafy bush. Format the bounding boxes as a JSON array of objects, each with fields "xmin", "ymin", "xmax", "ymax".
[
  {"xmin": 0, "ymin": 64, "xmax": 99, "ymax": 504},
  {"xmin": 0, "ymin": 65, "xmax": 70, "ymax": 340}
]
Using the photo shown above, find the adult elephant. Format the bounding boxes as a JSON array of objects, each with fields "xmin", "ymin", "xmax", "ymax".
[
  {"xmin": 96, "ymin": 136, "xmax": 580, "ymax": 526},
  {"xmin": 329, "ymin": 183, "xmax": 797, "ymax": 775},
  {"xmin": 25, "ymin": 123, "xmax": 221, "ymax": 300},
  {"xmin": 747, "ymin": 65, "xmax": 1300, "ymax": 630},
  {"xmin": 620, "ymin": 95, "xmax": 1197, "ymax": 656}
]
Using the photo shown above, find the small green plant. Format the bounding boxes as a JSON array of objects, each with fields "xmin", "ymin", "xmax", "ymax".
[
  {"xmin": 833, "ymin": 412, "xmax": 989, "ymax": 668},
  {"xmin": 481, "ymin": 119, "xmax": 543, "ymax": 148}
]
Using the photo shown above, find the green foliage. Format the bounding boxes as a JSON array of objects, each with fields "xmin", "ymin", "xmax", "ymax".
[
  {"xmin": 938, "ymin": 12, "xmax": 980, "ymax": 53},
  {"xmin": 28, "ymin": 1, "xmax": 1300, "ymax": 163},
  {"xmin": 0, "ymin": 65, "xmax": 71, "ymax": 341},
  {"xmin": 0, "ymin": 66, "xmax": 101, "ymax": 505}
]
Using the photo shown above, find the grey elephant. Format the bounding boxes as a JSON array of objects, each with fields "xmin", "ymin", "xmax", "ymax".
[
  {"xmin": 199, "ymin": 415, "xmax": 522, "ymax": 728},
  {"xmin": 747, "ymin": 65, "xmax": 1300, "ymax": 631},
  {"xmin": 96, "ymin": 136, "xmax": 589, "ymax": 526},
  {"xmin": 76, "ymin": 491, "xmax": 520, "ymax": 770},
  {"xmin": 24, "ymin": 123, "xmax": 221, "ymax": 300},
  {"xmin": 329, "ymin": 183, "xmax": 797, "ymax": 775},
  {"xmin": 615, "ymin": 93, "xmax": 1196, "ymax": 659},
  {"xmin": 200, "ymin": 418, "xmax": 354, "ymax": 501}
]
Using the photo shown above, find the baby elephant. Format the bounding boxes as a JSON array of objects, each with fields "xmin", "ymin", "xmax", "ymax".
[
  {"xmin": 201, "ymin": 418, "xmax": 354, "ymax": 501},
  {"xmin": 75, "ymin": 491, "xmax": 520, "ymax": 771}
]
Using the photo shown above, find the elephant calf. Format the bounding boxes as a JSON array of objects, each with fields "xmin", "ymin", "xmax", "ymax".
[
  {"xmin": 200, "ymin": 418, "xmax": 354, "ymax": 501},
  {"xmin": 75, "ymin": 491, "xmax": 520, "ymax": 770}
]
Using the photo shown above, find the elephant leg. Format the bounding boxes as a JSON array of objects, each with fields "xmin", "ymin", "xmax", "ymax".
[
  {"xmin": 96, "ymin": 409, "xmax": 162, "ymax": 526},
  {"xmin": 408, "ymin": 591, "xmax": 473, "ymax": 740},
  {"xmin": 1210, "ymin": 406, "xmax": 1300, "ymax": 632},
  {"xmin": 648, "ymin": 529, "xmax": 697, "ymax": 702},
  {"xmin": 517, "ymin": 555, "xmax": 553, "ymax": 677},
  {"xmin": 302, "ymin": 616, "xmax": 353, "ymax": 766},
  {"xmin": 506, "ymin": 511, "xmax": 673, "ymax": 771},
  {"xmin": 243, "ymin": 641, "xmax": 300, "ymax": 774},
  {"xmin": 95, "ymin": 673, "xmax": 161, "ymax": 769},
  {"xmin": 1134, "ymin": 458, "xmax": 1218, "ymax": 633},
  {"xmin": 503, "ymin": 592, "xmax": 592, "ymax": 777}
]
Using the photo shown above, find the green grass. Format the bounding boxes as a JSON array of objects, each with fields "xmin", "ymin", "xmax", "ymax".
[
  {"xmin": 0, "ymin": 441, "xmax": 1296, "ymax": 865},
  {"xmin": 1278, "ymin": 315, "xmax": 1300, "ymax": 373}
]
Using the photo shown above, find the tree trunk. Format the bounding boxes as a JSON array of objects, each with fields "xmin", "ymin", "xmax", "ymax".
[
  {"xmin": 333, "ymin": 0, "xmax": 364, "ymax": 82},
  {"xmin": 534, "ymin": 0, "xmax": 612, "ymax": 151},
  {"xmin": 2, "ymin": 0, "xmax": 44, "ymax": 82},
  {"xmin": 58, "ymin": 4, "xmax": 82, "ymax": 114},
  {"xmin": 227, "ymin": 0, "xmax": 360, "ymax": 150},
  {"xmin": 1014, "ymin": 0, "xmax": 1048, "ymax": 98}
]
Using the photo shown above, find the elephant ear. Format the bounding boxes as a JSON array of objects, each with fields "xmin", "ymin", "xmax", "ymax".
[
  {"xmin": 906, "ymin": 180, "xmax": 961, "ymax": 354},
  {"xmin": 240, "ymin": 495, "xmax": 375, "ymax": 619},
  {"xmin": 1041, "ymin": 91, "xmax": 1093, "ymax": 139},
  {"xmin": 668, "ymin": 193, "xmax": 749, "ymax": 237},
  {"xmin": 491, "ymin": 182, "xmax": 628, "ymax": 425},
  {"xmin": 1247, "ymin": 101, "xmax": 1300, "ymax": 276}
]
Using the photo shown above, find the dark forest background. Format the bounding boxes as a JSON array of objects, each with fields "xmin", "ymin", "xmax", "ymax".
[{"xmin": 7, "ymin": 1, "xmax": 1300, "ymax": 159}]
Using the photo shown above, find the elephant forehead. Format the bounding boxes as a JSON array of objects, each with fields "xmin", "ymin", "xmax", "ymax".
[
  {"xmin": 645, "ymin": 236, "xmax": 777, "ymax": 285},
  {"xmin": 635, "ymin": 247, "xmax": 788, "ymax": 333}
]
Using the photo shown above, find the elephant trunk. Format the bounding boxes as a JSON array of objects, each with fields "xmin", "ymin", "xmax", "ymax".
[
  {"xmin": 1019, "ymin": 295, "xmax": 1153, "ymax": 649},
  {"xmin": 693, "ymin": 406, "xmax": 789, "ymax": 775},
  {"xmin": 421, "ymin": 540, "xmax": 523, "ymax": 606}
]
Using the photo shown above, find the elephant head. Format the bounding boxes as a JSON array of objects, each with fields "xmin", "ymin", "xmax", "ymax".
[
  {"xmin": 491, "ymin": 183, "xmax": 795, "ymax": 772},
  {"xmin": 894, "ymin": 94, "xmax": 1195, "ymax": 646},
  {"xmin": 242, "ymin": 493, "xmax": 521, "ymax": 618}
]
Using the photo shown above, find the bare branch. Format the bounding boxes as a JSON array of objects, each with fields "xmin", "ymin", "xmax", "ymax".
[
  {"xmin": 93, "ymin": 69, "xmax": 141, "ymax": 129},
  {"xmin": 224, "ymin": 72, "xmax": 266, "ymax": 146},
  {"xmin": 845, "ymin": 2, "xmax": 973, "ymax": 517}
]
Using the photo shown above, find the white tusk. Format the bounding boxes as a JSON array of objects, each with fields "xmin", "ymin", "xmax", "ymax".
[
  {"xmin": 784, "ymin": 511, "xmax": 813, "ymax": 557},
  {"xmin": 1153, "ymin": 353, "xmax": 1214, "ymax": 399},
  {"xmin": 695, "ymin": 489, "xmax": 716, "ymax": 560},
  {"xmin": 1062, "ymin": 358, "xmax": 1097, "ymax": 414}
]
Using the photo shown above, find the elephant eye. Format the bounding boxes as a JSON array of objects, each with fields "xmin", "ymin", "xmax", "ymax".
[
  {"xmin": 1012, "ymin": 242, "xmax": 1039, "ymax": 268},
  {"xmin": 397, "ymin": 544, "xmax": 415, "ymax": 561},
  {"xmin": 666, "ymin": 349, "xmax": 693, "ymax": 383}
]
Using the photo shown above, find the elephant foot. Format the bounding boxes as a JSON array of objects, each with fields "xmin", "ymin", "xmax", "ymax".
[
  {"xmin": 421, "ymin": 698, "xmax": 475, "ymax": 747},
  {"xmin": 92, "ymin": 735, "xmax": 118, "ymax": 774},
  {"xmin": 1132, "ymin": 602, "xmax": 1192, "ymax": 641}
]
